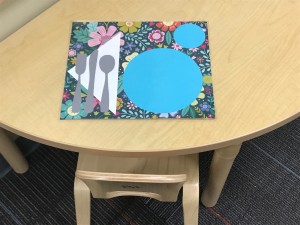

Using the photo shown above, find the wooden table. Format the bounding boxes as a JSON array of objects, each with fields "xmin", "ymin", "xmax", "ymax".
[{"xmin": 0, "ymin": 0, "xmax": 299, "ymax": 224}]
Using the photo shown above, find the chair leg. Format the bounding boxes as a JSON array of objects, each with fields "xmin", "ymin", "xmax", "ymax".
[
  {"xmin": 182, "ymin": 154, "xmax": 199, "ymax": 225},
  {"xmin": 74, "ymin": 177, "xmax": 91, "ymax": 225}
]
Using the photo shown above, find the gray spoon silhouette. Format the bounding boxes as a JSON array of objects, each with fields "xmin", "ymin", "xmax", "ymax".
[
  {"xmin": 99, "ymin": 55, "xmax": 115, "ymax": 112},
  {"xmin": 72, "ymin": 53, "xmax": 87, "ymax": 113}
]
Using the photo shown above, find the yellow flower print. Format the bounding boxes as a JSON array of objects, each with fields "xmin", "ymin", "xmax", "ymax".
[
  {"xmin": 198, "ymin": 92, "xmax": 205, "ymax": 99},
  {"xmin": 191, "ymin": 99, "xmax": 198, "ymax": 106},
  {"xmin": 122, "ymin": 52, "xmax": 139, "ymax": 70},
  {"xmin": 116, "ymin": 98, "xmax": 123, "ymax": 110},
  {"xmin": 67, "ymin": 106, "xmax": 79, "ymax": 116},
  {"xmin": 70, "ymin": 57, "xmax": 77, "ymax": 65},
  {"xmin": 118, "ymin": 21, "xmax": 142, "ymax": 33},
  {"xmin": 203, "ymin": 75, "xmax": 212, "ymax": 84},
  {"xmin": 151, "ymin": 115, "xmax": 158, "ymax": 119},
  {"xmin": 191, "ymin": 89, "xmax": 206, "ymax": 106}
]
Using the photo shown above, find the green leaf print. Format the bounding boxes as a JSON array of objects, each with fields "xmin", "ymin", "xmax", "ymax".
[
  {"xmin": 87, "ymin": 22, "xmax": 98, "ymax": 32},
  {"xmin": 189, "ymin": 107, "xmax": 197, "ymax": 118},
  {"xmin": 165, "ymin": 31, "xmax": 172, "ymax": 45},
  {"xmin": 181, "ymin": 105, "xmax": 190, "ymax": 117},
  {"xmin": 117, "ymin": 76, "xmax": 124, "ymax": 94},
  {"xmin": 73, "ymin": 28, "xmax": 91, "ymax": 43}
]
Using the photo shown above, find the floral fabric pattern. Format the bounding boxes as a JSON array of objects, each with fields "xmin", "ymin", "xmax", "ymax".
[
  {"xmin": 61, "ymin": 21, "xmax": 215, "ymax": 119},
  {"xmin": 156, "ymin": 21, "xmax": 181, "ymax": 31},
  {"xmin": 88, "ymin": 25, "xmax": 124, "ymax": 47},
  {"xmin": 148, "ymin": 30, "xmax": 165, "ymax": 43},
  {"xmin": 118, "ymin": 22, "xmax": 142, "ymax": 33}
]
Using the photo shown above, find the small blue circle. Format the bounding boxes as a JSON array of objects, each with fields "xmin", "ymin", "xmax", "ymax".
[
  {"xmin": 123, "ymin": 49, "xmax": 202, "ymax": 113},
  {"xmin": 174, "ymin": 23, "xmax": 205, "ymax": 48}
]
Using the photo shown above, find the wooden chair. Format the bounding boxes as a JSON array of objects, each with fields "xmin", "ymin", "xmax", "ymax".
[{"xmin": 74, "ymin": 153, "xmax": 199, "ymax": 225}]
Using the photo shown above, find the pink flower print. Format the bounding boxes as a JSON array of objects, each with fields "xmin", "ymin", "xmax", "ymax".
[
  {"xmin": 62, "ymin": 91, "xmax": 70, "ymax": 101},
  {"xmin": 119, "ymin": 33, "xmax": 125, "ymax": 45},
  {"xmin": 88, "ymin": 26, "xmax": 124, "ymax": 47},
  {"xmin": 208, "ymin": 114, "xmax": 213, "ymax": 118},
  {"xmin": 126, "ymin": 101, "xmax": 137, "ymax": 110},
  {"xmin": 189, "ymin": 47, "xmax": 199, "ymax": 52},
  {"xmin": 93, "ymin": 98, "xmax": 100, "ymax": 107},
  {"xmin": 148, "ymin": 30, "xmax": 165, "ymax": 43},
  {"xmin": 68, "ymin": 49, "xmax": 76, "ymax": 57},
  {"xmin": 197, "ymin": 57, "xmax": 204, "ymax": 63},
  {"xmin": 205, "ymin": 87, "xmax": 213, "ymax": 95},
  {"xmin": 172, "ymin": 42, "xmax": 182, "ymax": 50},
  {"xmin": 200, "ymin": 44, "xmax": 207, "ymax": 49}
]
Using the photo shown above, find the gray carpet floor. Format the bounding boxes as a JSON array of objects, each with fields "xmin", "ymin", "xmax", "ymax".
[{"xmin": 0, "ymin": 117, "xmax": 299, "ymax": 225}]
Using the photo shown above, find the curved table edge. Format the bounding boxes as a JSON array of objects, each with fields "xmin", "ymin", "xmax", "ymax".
[{"xmin": 0, "ymin": 111, "xmax": 299, "ymax": 157}]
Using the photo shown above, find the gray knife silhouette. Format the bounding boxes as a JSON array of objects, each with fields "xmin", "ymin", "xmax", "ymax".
[
  {"xmin": 85, "ymin": 50, "xmax": 98, "ymax": 113},
  {"xmin": 72, "ymin": 53, "xmax": 87, "ymax": 113}
]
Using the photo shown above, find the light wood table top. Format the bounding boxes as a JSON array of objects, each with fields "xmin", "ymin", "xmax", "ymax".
[{"xmin": 0, "ymin": 0, "xmax": 299, "ymax": 156}]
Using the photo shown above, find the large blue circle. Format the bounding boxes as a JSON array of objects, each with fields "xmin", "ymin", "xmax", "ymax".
[
  {"xmin": 174, "ymin": 23, "xmax": 205, "ymax": 48},
  {"xmin": 123, "ymin": 49, "xmax": 202, "ymax": 113}
]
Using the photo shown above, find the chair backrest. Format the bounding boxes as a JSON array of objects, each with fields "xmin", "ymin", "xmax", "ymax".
[
  {"xmin": 76, "ymin": 169, "xmax": 187, "ymax": 201},
  {"xmin": 76, "ymin": 170, "xmax": 187, "ymax": 183},
  {"xmin": 75, "ymin": 153, "xmax": 196, "ymax": 201}
]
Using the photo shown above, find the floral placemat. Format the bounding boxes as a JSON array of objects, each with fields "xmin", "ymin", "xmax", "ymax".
[{"xmin": 61, "ymin": 21, "xmax": 215, "ymax": 119}]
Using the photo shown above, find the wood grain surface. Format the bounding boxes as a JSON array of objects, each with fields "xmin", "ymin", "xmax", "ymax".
[{"xmin": 0, "ymin": 0, "xmax": 299, "ymax": 156}]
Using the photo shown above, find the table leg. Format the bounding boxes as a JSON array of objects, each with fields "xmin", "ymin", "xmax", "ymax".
[
  {"xmin": 201, "ymin": 144, "xmax": 241, "ymax": 207},
  {"xmin": 0, "ymin": 128, "xmax": 29, "ymax": 173}
]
